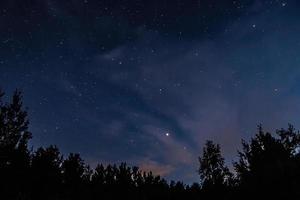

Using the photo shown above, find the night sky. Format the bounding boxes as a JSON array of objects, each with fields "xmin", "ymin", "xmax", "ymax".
[{"xmin": 0, "ymin": 0, "xmax": 299, "ymax": 183}]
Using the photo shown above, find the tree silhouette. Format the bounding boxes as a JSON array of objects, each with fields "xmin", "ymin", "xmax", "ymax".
[
  {"xmin": 198, "ymin": 141, "xmax": 232, "ymax": 189},
  {"xmin": 91, "ymin": 164, "xmax": 106, "ymax": 199},
  {"xmin": 62, "ymin": 153, "xmax": 91, "ymax": 199},
  {"xmin": 31, "ymin": 145, "xmax": 63, "ymax": 199},
  {"xmin": 198, "ymin": 140, "xmax": 233, "ymax": 199},
  {"xmin": 277, "ymin": 124, "xmax": 300, "ymax": 154},
  {"xmin": 234, "ymin": 125, "xmax": 300, "ymax": 199},
  {"xmin": 0, "ymin": 90, "xmax": 32, "ymax": 199}
]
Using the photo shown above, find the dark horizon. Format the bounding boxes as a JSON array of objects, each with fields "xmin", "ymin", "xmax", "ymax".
[{"xmin": 1, "ymin": 0, "xmax": 300, "ymax": 183}]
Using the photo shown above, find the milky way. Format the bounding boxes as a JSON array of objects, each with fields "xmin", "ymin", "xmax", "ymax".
[{"xmin": 1, "ymin": 0, "xmax": 299, "ymax": 183}]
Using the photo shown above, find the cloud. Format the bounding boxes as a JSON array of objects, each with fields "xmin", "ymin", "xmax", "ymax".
[
  {"xmin": 77, "ymin": 3, "xmax": 300, "ymax": 181},
  {"xmin": 138, "ymin": 158, "xmax": 175, "ymax": 177}
]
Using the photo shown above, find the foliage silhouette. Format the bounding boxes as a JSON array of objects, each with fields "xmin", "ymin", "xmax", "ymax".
[
  {"xmin": 0, "ymin": 90, "xmax": 32, "ymax": 199},
  {"xmin": 31, "ymin": 145, "xmax": 63, "ymax": 199},
  {"xmin": 198, "ymin": 141, "xmax": 232, "ymax": 188},
  {"xmin": 198, "ymin": 140, "xmax": 233, "ymax": 199},
  {"xmin": 1, "ymin": 89, "xmax": 300, "ymax": 200},
  {"xmin": 234, "ymin": 124, "xmax": 300, "ymax": 199}
]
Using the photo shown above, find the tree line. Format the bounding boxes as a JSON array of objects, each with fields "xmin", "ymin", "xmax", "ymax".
[{"xmin": 1, "ymin": 89, "xmax": 300, "ymax": 200}]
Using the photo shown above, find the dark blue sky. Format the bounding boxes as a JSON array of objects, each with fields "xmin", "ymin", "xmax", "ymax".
[{"xmin": 1, "ymin": 0, "xmax": 299, "ymax": 183}]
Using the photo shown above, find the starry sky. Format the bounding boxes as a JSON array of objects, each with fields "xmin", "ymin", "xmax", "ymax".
[{"xmin": 0, "ymin": 0, "xmax": 299, "ymax": 183}]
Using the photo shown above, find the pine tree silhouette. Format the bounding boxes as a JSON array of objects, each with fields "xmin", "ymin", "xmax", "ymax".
[
  {"xmin": 31, "ymin": 145, "xmax": 63, "ymax": 199},
  {"xmin": 0, "ymin": 90, "xmax": 32, "ymax": 199}
]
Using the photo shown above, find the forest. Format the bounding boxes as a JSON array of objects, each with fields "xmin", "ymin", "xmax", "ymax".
[{"xmin": 1, "ymin": 89, "xmax": 300, "ymax": 200}]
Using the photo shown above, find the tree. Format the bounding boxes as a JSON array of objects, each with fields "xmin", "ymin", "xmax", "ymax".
[
  {"xmin": 0, "ymin": 90, "xmax": 32, "ymax": 199},
  {"xmin": 234, "ymin": 125, "xmax": 300, "ymax": 198},
  {"xmin": 0, "ymin": 90, "xmax": 32, "ymax": 168},
  {"xmin": 62, "ymin": 153, "xmax": 90, "ymax": 199},
  {"xmin": 198, "ymin": 140, "xmax": 232, "ymax": 191},
  {"xmin": 276, "ymin": 124, "xmax": 300, "ymax": 154},
  {"xmin": 91, "ymin": 164, "xmax": 106, "ymax": 199},
  {"xmin": 31, "ymin": 145, "xmax": 63, "ymax": 199},
  {"xmin": 92, "ymin": 164, "xmax": 106, "ymax": 185}
]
